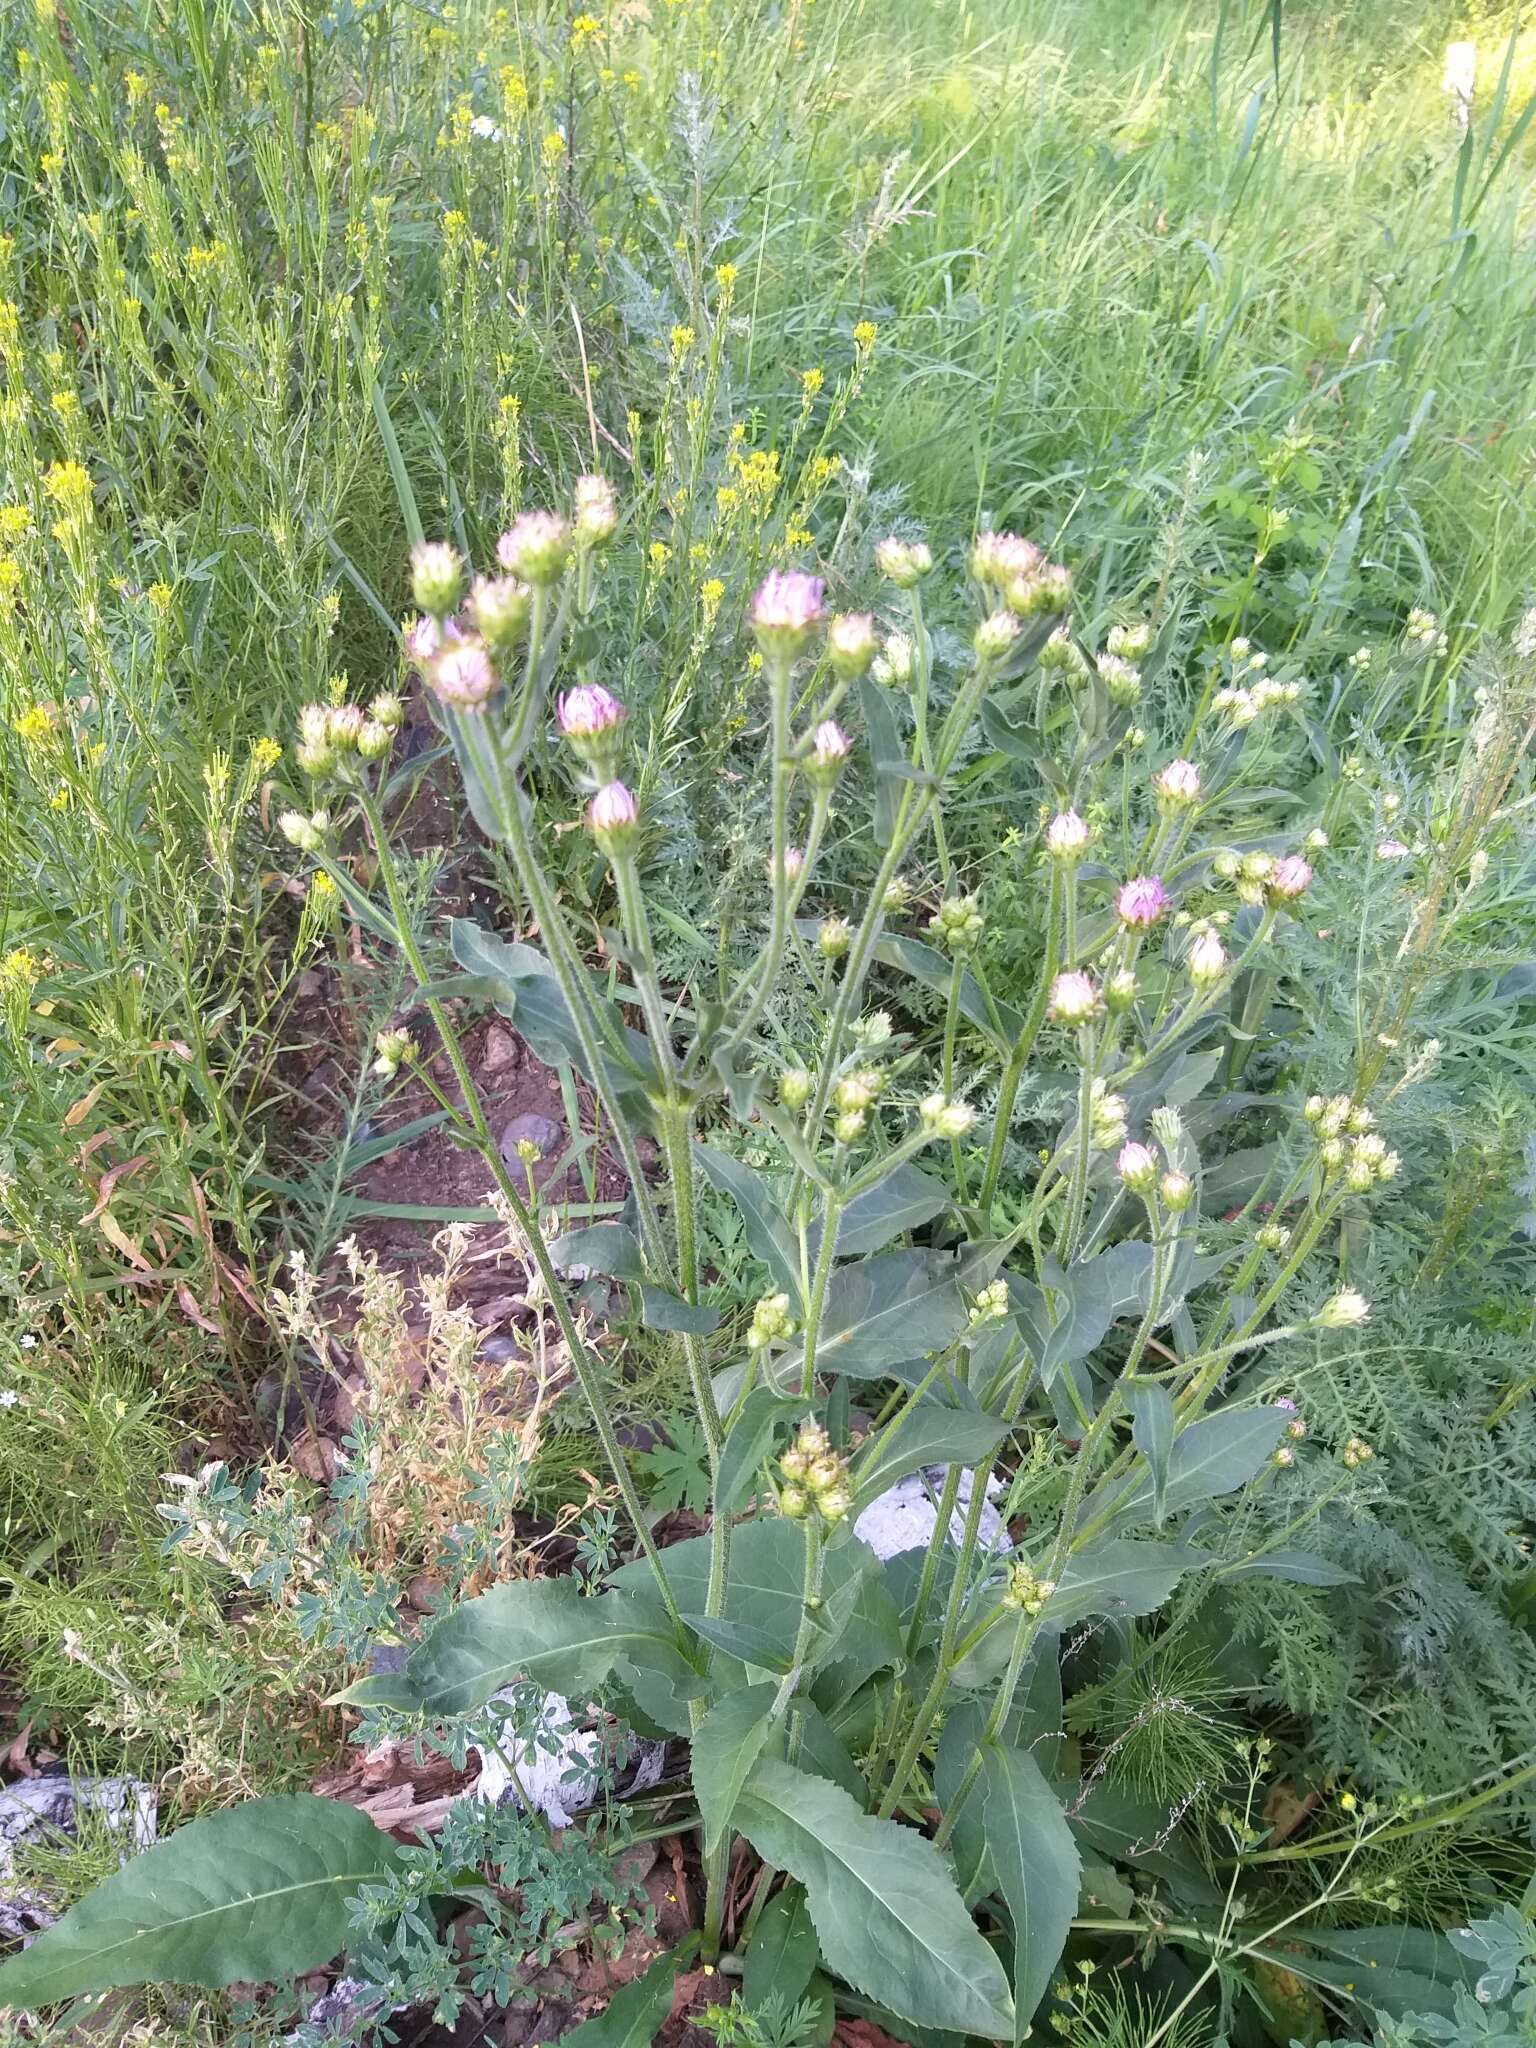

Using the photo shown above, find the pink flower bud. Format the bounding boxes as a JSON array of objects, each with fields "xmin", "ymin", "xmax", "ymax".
[
  {"xmin": 428, "ymin": 640, "xmax": 499, "ymax": 710},
  {"xmin": 557, "ymin": 685, "xmax": 628, "ymax": 741},
  {"xmin": 751, "ymin": 570, "xmax": 825, "ymax": 654},
  {"xmin": 573, "ymin": 474, "xmax": 618, "ymax": 547},
  {"xmin": 497, "ymin": 510, "xmax": 572, "ymax": 585},
  {"xmin": 1117, "ymin": 1141, "xmax": 1159, "ymax": 1192},
  {"xmin": 812, "ymin": 720, "xmax": 850, "ymax": 765},
  {"xmin": 1154, "ymin": 758, "xmax": 1202, "ymax": 807},
  {"xmin": 827, "ymin": 611, "xmax": 877, "ymax": 680},
  {"xmin": 1045, "ymin": 810, "xmax": 1092, "ymax": 861},
  {"xmin": 1268, "ymin": 854, "xmax": 1313, "ymax": 902},
  {"xmin": 587, "ymin": 780, "xmax": 639, "ymax": 849},
  {"xmin": 970, "ymin": 531, "xmax": 1042, "ymax": 588},
  {"xmin": 1187, "ymin": 929, "xmax": 1227, "ymax": 986},
  {"xmin": 1048, "ymin": 969, "xmax": 1102, "ymax": 1025},
  {"xmin": 404, "ymin": 614, "xmax": 441, "ymax": 666},
  {"xmin": 1115, "ymin": 875, "xmax": 1169, "ymax": 928}
]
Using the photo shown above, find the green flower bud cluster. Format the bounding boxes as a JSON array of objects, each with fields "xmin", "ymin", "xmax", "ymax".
[
  {"xmin": 920, "ymin": 1092, "xmax": 976, "ymax": 1141},
  {"xmin": 371, "ymin": 1029, "xmax": 417, "ymax": 1078},
  {"xmin": 1088, "ymin": 1079, "xmax": 1128, "ymax": 1150},
  {"xmin": 833, "ymin": 1064, "xmax": 886, "ymax": 1144},
  {"xmin": 1002, "ymin": 1561, "xmax": 1056, "ymax": 1615},
  {"xmin": 294, "ymin": 693, "xmax": 402, "ymax": 779},
  {"xmin": 747, "ymin": 1291, "xmax": 798, "ymax": 1352},
  {"xmin": 968, "ymin": 1278, "xmax": 1010, "ymax": 1328},
  {"xmin": 1304, "ymin": 1095, "xmax": 1399, "ymax": 1188},
  {"xmin": 778, "ymin": 1420, "xmax": 850, "ymax": 1524},
  {"xmin": 928, "ymin": 894, "xmax": 984, "ymax": 953},
  {"xmin": 1340, "ymin": 1435, "xmax": 1374, "ymax": 1469}
]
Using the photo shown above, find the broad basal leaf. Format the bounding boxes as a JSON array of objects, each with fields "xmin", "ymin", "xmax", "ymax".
[
  {"xmin": 744, "ymin": 1887, "xmax": 819, "ymax": 2013},
  {"xmin": 450, "ymin": 922, "xmax": 654, "ymax": 1124},
  {"xmin": 1043, "ymin": 1538, "xmax": 1208, "ymax": 1629},
  {"xmin": 399, "ymin": 1577, "xmax": 691, "ymax": 1717},
  {"xmin": 0, "ymin": 1795, "xmax": 403, "ymax": 2007},
  {"xmin": 980, "ymin": 1742, "xmax": 1081, "ymax": 2039},
  {"xmin": 613, "ymin": 1517, "xmax": 897, "ymax": 1683},
  {"xmin": 734, "ymin": 1760, "xmax": 1014, "ymax": 2038}
]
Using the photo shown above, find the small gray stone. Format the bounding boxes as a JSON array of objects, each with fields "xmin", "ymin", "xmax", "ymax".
[
  {"xmin": 478, "ymin": 1333, "xmax": 528, "ymax": 1365},
  {"xmin": 498, "ymin": 1112, "xmax": 563, "ymax": 1168}
]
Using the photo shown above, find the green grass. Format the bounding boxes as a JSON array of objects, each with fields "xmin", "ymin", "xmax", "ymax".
[{"xmin": 1, "ymin": 0, "xmax": 1535, "ymax": 1820}]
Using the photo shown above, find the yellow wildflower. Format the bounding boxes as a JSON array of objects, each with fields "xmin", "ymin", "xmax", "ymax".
[
  {"xmin": 14, "ymin": 705, "xmax": 55, "ymax": 746},
  {"xmin": 570, "ymin": 13, "xmax": 601, "ymax": 46},
  {"xmin": 541, "ymin": 130, "xmax": 566, "ymax": 168},
  {"xmin": 0, "ymin": 505, "xmax": 32, "ymax": 543},
  {"xmin": 853, "ymin": 319, "xmax": 877, "ymax": 351},
  {"xmin": 42, "ymin": 461, "xmax": 93, "ymax": 514},
  {"xmin": 649, "ymin": 541, "xmax": 672, "ymax": 571},
  {"xmin": 124, "ymin": 69, "xmax": 148, "ymax": 106},
  {"xmin": 669, "ymin": 323, "xmax": 695, "ymax": 361}
]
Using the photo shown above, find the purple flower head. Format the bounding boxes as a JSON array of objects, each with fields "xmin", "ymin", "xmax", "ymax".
[{"xmin": 1116, "ymin": 875, "xmax": 1169, "ymax": 929}]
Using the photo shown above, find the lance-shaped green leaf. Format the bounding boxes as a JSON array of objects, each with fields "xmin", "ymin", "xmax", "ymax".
[
  {"xmin": 394, "ymin": 1577, "xmax": 692, "ymax": 1717},
  {"xmin": 981, "ymin": 1742, "xmax": 1081, "ymax": 2039},
  {"xmin": 1123, "ymin": 1381, "xmax": 1174, "ymax": 1526},
  {"xmin": 1218, "ymin": 1549, "xmax": 1359, "ymax": 1587},
  {"xmin": 717, "ymin": 1386, "xmax": 800, "ymax": 1512},
  {"xmin": 851, "ymin": 1399, "xmax": 1010, "ymax": 1512},
  {"xmin": 693, "ymin": 1142, "xmax": 801, "ymax": 1299},
  {"xmin": 808, "ymin": 1159, "xmax": 952, "ymax": 1261},
  {"xmin": 559, "ymin": 1937, "xmax": 700, "ymax": 2046},
  {"xmin": 785, "ymin": 1250, "xmax": 969, "ymax": 1382},
  {"xmin": 0, "ymin": 1796, "xmax": 405, "ymax": 2007},
  {"xmin": 1037, "ymin": 1244, "xmax": 1154, "ymax": 1381},
  {"xmin": 692, "ymin": 1683, "xmax": 778, "ymax": 1857},
  {"xmin": 734, "ymin": 1760, "xmax": 1015, "ymax": 2038},
  {"xmin": 859, "ymin": 675, "xmax": 906, "ymax": 848}
]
